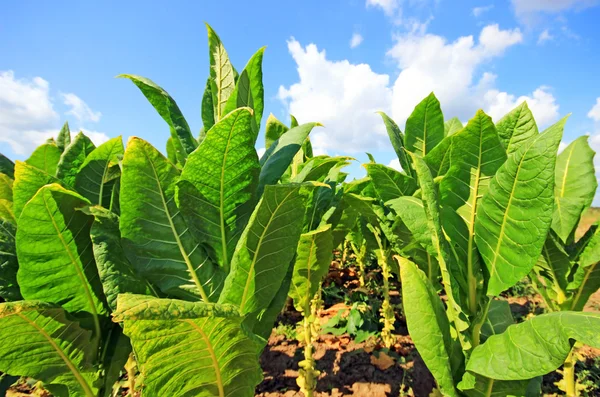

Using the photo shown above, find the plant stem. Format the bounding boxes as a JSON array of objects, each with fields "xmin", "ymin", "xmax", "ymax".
[
  {"xmin": 125, "ymin": 353, "xmax": 137, "ymax": 396},
  {"xmin": 297, "ymin": 295, "xmax": 322, "ymax": 397},
  {"xmin": 378, "ymin": 250, "xmax": 395, "ymax": 348},
  {"xmin": 564, "ymin": 347, "xmax": 577, "ymax": 397},
  {"xmin": 471, "ymin": 298, "xmax": 491, "ymax": 349}
]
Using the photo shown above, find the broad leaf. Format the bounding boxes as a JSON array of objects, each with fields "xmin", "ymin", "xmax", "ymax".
[
  {"xmin": 0, "ymin": 301, "xmax": 99, "ymax": 397},
  {"xmin": 458, "ymin": 372, "xmax": 540, "ymax": 397},
  {"xmin": 57, "ymin": 121, "xmax": 71, "ymax": 153},
  {"xmin": 467, "ymin": 311, "xmax": 600, "ymax": 380},
  {"xmin": 496, "ymin": 102, "xmax": 538, "ymax": 155},
  {"xmin": 219, "ymin": 184, "xmax": 309, "ymax": 315},
  {"xmin": 552, "ymin": 136, "xmax": 597, "ymax": 241},
  {"xmin": 88, "ymin": 206, "xmax": 153, "ymax": 312},
  {"xmin": 377, "ymin": 111, "xmax": 413, "ymax": 177},
  {"xmin": 206, "ymin": 23, "xmax": 235, "ymax": 121},
  {"xmin": 56, "ymin": 132, "xmax": 97, "ymax": 187},
  {"xmin": 475, "ymin": 117, "xmax": 565, "ymax": 296},
  {"xmin": 13, "ymin": 161, "xmax": 60, "ymax": 219},
  {"xmin": 405, "ymin": 93, "xmax": 444, "ymax": 156},
  {"xmin": 201, "ymin": 78, "xmax": 216, "ymax": 132},
  {"xmin": 16, "ymin": 184, "xmax": 107, "ymax": 335},
  {"xmin": 118, "ymin": 74, "xmax": 197, "ymax": 161},
  {"xmin": 120, "ymin": 137, "xmax": 223, "ymax": 302},
  {"xmin": 290, "ymin": 224, "xmax": 333, "ymax": 312},
  {"xmin": 398, "ymin": 257, "xmax": 460, "ymax": 397},
  {"xmin": 178, "ymin": 108, "xmax": 260, "ymax": 273},
  {"xmin": 258, "ymin": 122, "xmax": 321, "ymax": 195},
  {"xmin": 0, "ymin": 173, "xmax": 13, "ymax": 201},
  {"xmin": 364, "ymin": 163, "xmax": 417, "ymax": 203},
  {"xmin": 74, "ymin": 137, "xmax": 124, "ymax": 206},
  {"xmin": 224, "ymin": 47, "xmax": 265, "ymax": 130},
  {"xmin": 567, "ymin": 226, "xmax": 600, "ymax": 310},
  {"xmin": 533, "ymin": 232, "xmax": 571, "ymax": 306},
  {"xmin": 479, "ymin": 300, "xmax": 513, "ymax": 342},
  {"xmin": 115, "ymin": 294, "xmax": 262, "ymax": 397},
  {"xmin": 25, "ymin": 143, "xmax": 61, "ymax": 175},
  {"xmin": 424, "ymin": 135, "xmax": 453, "ymax": 177},
  {"xmin": 0, "ymin": 220, "xmax": 20, "ymax": 301}
]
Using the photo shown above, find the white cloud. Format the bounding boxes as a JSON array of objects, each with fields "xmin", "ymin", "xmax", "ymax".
[
  {"xmin": 587, "ymin": 97, "xmax": 600, "ymax": 121},
  {"xmin": 350, "ymin": 33, "xmax": 364, "ymax": 49},
  {"xmin": 537, "ymin": 29, "xmax": 554, "ymax": 44},
  {"xmin": 484, "ymin": 86, "xmax": 560, "ymax": 129},
  {"xmin": 387, "ymin": 158, "xmax": 402, "ymax": 171},
  {"xmin": 0, "ymin": 70, "xmax": 107, "ymax": 155},
  {"xmin": 472, "ymin": 5, "xmax": 494, "ymax": 17},
  {"xmin": 279, "ymin": 24, "xmax": 560, "ymax": 155},
  {"xmin": 278, "ymin": 39, "xmax": 392, "ymax": 154},
  {"xmin": 366, "ymin": 0, "xmax": 400, "ymax": 16},
  {"xmin": 256, "ymin": 147, "xmax": 266, "ymax": 158},
  {"xmin": 387, "ymin": 24, "xmax": 524, "ymax": 123},
  {"xmin": 512, "ymin": 0, "xmax": 597, "ymax": 16},
  {"xmin": 62, "ymin": 92, "xmax": 102, "ymax": 123}
]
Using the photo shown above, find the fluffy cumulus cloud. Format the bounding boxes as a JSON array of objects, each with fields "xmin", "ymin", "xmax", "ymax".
[
  {"xmin": 279, "ymin": 24, "xmax": 561, "ymax": 154},
  {"xmin": 0, "ymin": 70, "xmax": 108, "ymax": 155},
  {"xmin": 366, "ymin": 0, "xmax": 400, "ymax": 16},
  {"xmin": 62, "ymin": 92, "xmax": 102, "ymax": 123},
  {"xmin": 387, "ymin": 158, "xmax": 402, "ymax": 171},
  {"xmin": 278, "ymin": 39, "xmax": 393, "ymax": 154},
  {"xmin": 350, "ymin": 33, "xmax": 364, "ymax": 49},
  {"xmin": 538, "ymin": 29, "xmax": 554, "ymax": 44},
  {"xmin": 588, "ymin": 97, "xmax": 600, "ymax": 121}
]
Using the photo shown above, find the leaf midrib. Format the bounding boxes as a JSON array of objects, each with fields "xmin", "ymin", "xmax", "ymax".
[
  {"xmin": 185, "ymin": 319, "xmax": 225, "ymax": 397},
  {"xmin": 559, "ymin": 144, "xmax": 575, "ymax": 198},
  {"xmin": 15, "ymin": 312, "xmax": 95, "ymax": 397},
  {"xmin": 570, "ymin": 261, "xmax": 598, "ymax": 310}
]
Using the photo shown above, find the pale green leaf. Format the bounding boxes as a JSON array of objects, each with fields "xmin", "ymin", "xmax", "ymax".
[
  {"xmin": 206, "ymin": 23, "xmax": 236, "ymax": 121},
  {"xmin": 201, "ymin": 78, "xmax": 216, "ymax": 132},
  {"xmin": 444, "ymin": 117, "xmax": 463, "ymax": 136},
  {"xmin": 364, "ymin": 163, "xmax": 417, "ymax": 203},
  {"xmin": 13, "ymin": 160, "xmax": 61, "ymax": 219},
  {"xmin": 26, "ymin": 143, "xmax": 61, "ymax": 175},
  {"xmin": 264, "ymin": 113, "xmax": 288, "ymax": 150}
]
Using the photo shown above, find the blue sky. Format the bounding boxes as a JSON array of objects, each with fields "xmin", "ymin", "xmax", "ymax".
[{"xmin": 2, "ymin": 0, "xmax": 600, "ymax": 198}]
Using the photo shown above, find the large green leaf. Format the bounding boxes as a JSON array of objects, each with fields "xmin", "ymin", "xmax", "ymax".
[
  {"xmin": 290, "ymin": 224, "xmax": 333, "ymax": 312},
  {"xmin": 13, "ymin": 160, "xmax": 60, "ymax": 220},
  {"xmin": 118, "ymin": 74, "xmax": 197, "ymax": 161},
  {"xmin": 475, "ymin": 117, "xmax": 564, "ymax": 296},
  {"xmin": 567, "ymin": 226, "xmax": 600, "ymax": 310},
  {"xmin": 25, "ymin": 143, "xmax": 61, "ymax": 175},
  {"xmin": 178, "ymin": 108, "xmax": 260, "ymax": 273},
  {"xmin": 264, "ymin": 113, "xmax": 289, "ymax": 151},
  {"xmin": 0, "ymin": 153, "xmax": 15, "ymax": 179},
  {"xmin": 424, "ymin": 135, "xmax": 453, "ymax": 177},
  {"xmin": 258, "ymin": 122, "xmax": 321, "ymax": 195},
  {"xmin": 440, "ymin": 110, "xmax": 506, "ymax": 313},
  {"xmin": 0, "ymin": 301, "xmax": 99, "ymax": 397},
  {"xmin": 458, "ymin": 372, "xmax": 540, "ymax": 397},
  {"xmin": 552, "ymin": 136, "xmax": 597, "ymax": 241},
  {"xmin": 56, "ymin": 132, "xmax": 97, "ymax": 187},
  {"xmin": 114, "ymin": 294, "xmax": 262, "ymax": 397},
  {"xmin": 399, "ymin": 257, "xmax": 460, "ymax": 397},
  {"xmin": 224, "ymin": 47, "xmax": 265, "ymax": 130},
  {"xmin": 377, "ymin": 111, "xmax": 413, "ymax": 177},
  {"xmin": 364, "ymin": 163, "xmax": 417, "ymax": 203},
  {"xmin": 88, "ymin": 206, "xmax": 153, "ymax": 312},
  {"xmin": 57, "ymin": 121, "xmax": 71, "ymax": 153},
  {"xmin": 479, "ymin": 299, "xmax": 513, "ymax": 342},
  {"xmin": 496, "ymin": 102, "xmax": 538, "ymax": 155},
  {"xmin": 206, "ymin": 23, "xmax": 235, "ymax": 121},
  {"xmin": 0, "ymin": 172, "xmax": 13, "ymax": 201},
  {"xmin": 219, "ymin": 184, "xmax": 309, "ymax": 315},
  {"xmin": 533, "ymin": 232, "xmax": 571, "ymax": 307},
  {"xmin": 74, "ymin": 137, "xmax": 124, "ymax": 206},
  {"xmin": 405, "ymin": 93, "xmax": 444, "ymax": 156},
  {"xmin": 16, "ymin": 184, "xmax": 107, "ymax": 337},
  {"xmin": 467, "ymin": 312, "xmax": 600, "ymax": 380},
  {"xmin": 119, "ymin": 137, "xmax": 223, "ymax": 302},
  {"xmin": 0, "ymin": 220, "xmax": 20, "ymax": 301},
  {"xmin": 444, "ymin": 117, "xmax": 463, "ymax": 136}
]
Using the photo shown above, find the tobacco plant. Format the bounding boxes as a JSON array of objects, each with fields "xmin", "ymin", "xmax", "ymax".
[
  {"xmin": 0, "ymin": 24, "xmax": 325, "ymax": 397},
  {"xmin": 371, "ymin": 94, "xmax": 600, "ymax": 396}
]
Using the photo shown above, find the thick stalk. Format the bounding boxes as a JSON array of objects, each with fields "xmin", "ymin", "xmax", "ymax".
[
  {"xmin": 297, "ymin": 295, "xmax": 322, "ymax": 397},
  {"xmin": 471, "ymin": 298, "xmax": 491, "ymax": 349},
  {"xmin": 351, "ymin": 242, "xmax": 366, "ymax": 287},
  {"xmin": 378, "ymin": 250, "xmax": 395, "ymax": 348},
  {"xmin": 125, "ymin": 353, "xmax": 137, "ymax": 396},
  {"xmin": 563, "ymin": 348, "xmax": 577, "ymax": 397}
]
